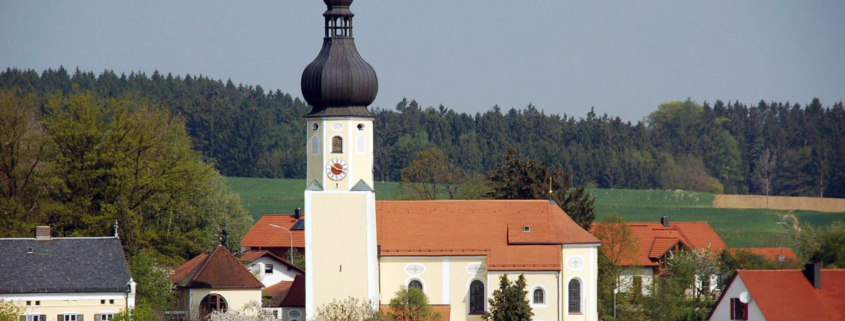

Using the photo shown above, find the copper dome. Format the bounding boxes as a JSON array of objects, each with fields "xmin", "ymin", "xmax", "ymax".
[{"xmin": 301, "ymin": 0, "xmax": 377, "ymax": 117}]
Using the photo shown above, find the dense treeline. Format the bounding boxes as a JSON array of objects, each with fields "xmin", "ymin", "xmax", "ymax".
[{"xmin": 2, "ymin": 67, "xmax": 844, "ymax": 198}]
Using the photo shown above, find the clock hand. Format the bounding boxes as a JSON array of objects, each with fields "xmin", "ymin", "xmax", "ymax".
[{"xmin": 332, "ymin": 164, "xmax": 343, "ymax": 171}]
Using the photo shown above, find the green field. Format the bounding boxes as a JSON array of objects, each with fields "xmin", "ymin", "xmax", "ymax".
[{"xmin": 226, "ymin": 177, "xmax": 845, "ymax": 250}]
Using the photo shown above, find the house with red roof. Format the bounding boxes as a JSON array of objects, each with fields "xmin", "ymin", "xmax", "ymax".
[
  {"xmin": 592, "ymin": 217, "xmax": 728, "ymax": 296},
  {"xmin": 708, "ymin": 263, "xmax": 845, "ymax": 321},
  {"xmin": 169, "ymin": 245, "xmax": 264, "ymax": 319},
  {"xmin": 241, "ymin": 211, "xmax": 305, "ymax": 260},
  {"xmin": 238, "ymin": 250, "xmax": 304, "ymax": 288},
  {"xmin": 728, "ymin": 247, "xmax": 799, "ymax": 264}
]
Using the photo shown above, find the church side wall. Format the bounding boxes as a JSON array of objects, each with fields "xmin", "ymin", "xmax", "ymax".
[
  {"xmin": 487, "ymin": 271, "xmax": 559, "ymax": 321},
  {"xmin": 561, "ymin": 245, "xmax": 598, "ymax": 321}
]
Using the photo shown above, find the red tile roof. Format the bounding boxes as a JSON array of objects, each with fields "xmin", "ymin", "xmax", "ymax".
[
  {"xmin": 263, "ymin": 281, "xmax": 294, "ymax": 308},
  {"xmin": 731, "ymin": 269, "xmax": 845, "ymax": 321},
  {"xmin": 242, "ymin": 215, "xmax": 305, "ymax": 249},
  {"xmin": 241, "ymin": 200, "xmax": 600, "ymax": 271},
  {"xmin": 279, "ymin": 275, "xmax": 305, "ymax": 307},
  {"xmin": 592, "ymin": 221, "xmax": 726, "ymax": 267},
  {"xmin": 729, "ymin": 248, "xmax": 799, "ymax": 262},
  {"xmin": 238, "ymin": 250, "xmax": 305, "ymax": 274},
  {"xmin": 377, "ymin": 200, "xmax": 599, "ymax": 271},
  {"xmin": 169, "ymin": 245, "xmax": 264, "ymax": 289}
]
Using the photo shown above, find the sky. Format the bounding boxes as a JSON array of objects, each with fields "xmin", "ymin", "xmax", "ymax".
[{"xmin": 2, "ymin": 0, "xmax": 844, "ymax": 122}]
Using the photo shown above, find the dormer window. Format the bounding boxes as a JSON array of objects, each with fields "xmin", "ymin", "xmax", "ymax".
[
  {"xmin": 26, "ymin": 247, "xmax": 33, "ymax": 254},
  {"xmin": 265, "ymin": 264, "xmax": 274, "ymax": 274},
  {"xmin": 524, "ymin": 226, "xmax": 530, "ymax": 232}
]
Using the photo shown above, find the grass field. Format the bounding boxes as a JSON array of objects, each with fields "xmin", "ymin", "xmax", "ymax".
[{"xmin": 226, "ymin": 177, "xmax": 845, "ymax": 250}]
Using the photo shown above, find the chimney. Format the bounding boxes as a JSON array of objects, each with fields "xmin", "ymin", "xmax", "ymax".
[
  {"xmin": 35, "ymin": 226, "xmax": 51, "ymax": 241},
  {"xmin": 294, "ymin": 208, "xmax": 301, "ymax": 219},
  {"xmin": 804, "ymin": 263, "xmax": 821, "ymax": 289},
  {"xmin": 661, "ymin": 216, "xmax": 670, "ymax": 227}
]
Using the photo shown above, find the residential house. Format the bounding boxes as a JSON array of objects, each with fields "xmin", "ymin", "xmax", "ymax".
[
  {"xmin": 728, "ymin": 247, "xmax": 799, "ymax": 263},
  {"xmin": 241, "ymin": 212, "xmax": 304, "ymax": 260},
  {"xmin": 238, "ymin": 250, "xmax": 304, "ymax": 288},
  {"xmin": 708, "ymin": 263, "xmax": 845, "ymax": 320},
  {"xmin": 0, "ymin": 226, "xmax": 136, "ymax": 321},
  {"xmin": 592, "ymin": 217, "xmax": 727, "ymax": 296},
  {"xmin": 169, "ymin": 245, "xmax": 263, "ymax": 319}
]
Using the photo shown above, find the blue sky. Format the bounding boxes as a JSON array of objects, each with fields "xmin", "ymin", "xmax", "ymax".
[{"xmin": 2, "ymin": 0, "xmax": 843, "ymax": 122}]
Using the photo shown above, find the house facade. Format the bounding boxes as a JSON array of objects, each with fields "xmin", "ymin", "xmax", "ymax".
[
  {"xmin": 169, "ymin": 245, "xmax": 263, "ymax": 319},
  {"xmin": 0, "ymin": 226, "xmax": 136, "ymax": 321},
  {"xmin": 239, "ymin": 250, "xmax": 304, "ymax": 288},
  {"xmin": 593, "ymin": 217, "xmax": 727, "ymax": 296},
  {"xmin": 241, "ymin": 214, "xmax": 305, "ymax": 260},
  {"xmin": 708, "ymin": 264, "xmax": 845, "ymax": 321}
]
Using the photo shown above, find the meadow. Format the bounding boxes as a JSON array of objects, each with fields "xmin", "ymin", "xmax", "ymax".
[{"xmin": 226, "ymin": 177, "xmax": 845, "ymax": 251}]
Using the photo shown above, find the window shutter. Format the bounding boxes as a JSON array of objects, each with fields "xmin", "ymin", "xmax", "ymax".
[
  {"xmin": 19, "ymin": 316, "xmax": 25, "ymax": 321},
  {"xmin": 94, "ymin": 314, "xmax": 100, "ymax": 321},
  {"xmin": 78, "ymin": 315, "xmax": 83, "ymax": 321},
  {"xmin": 41, "ymin": 316, "xmax": 46, "ymax": 321},
  {"xmin": 58, "ymin": 314, "xmax": 63, "ymax": 321},
  {"xmin": 730, "ymin": 299, "xmax": 735, "ymax": 319}
]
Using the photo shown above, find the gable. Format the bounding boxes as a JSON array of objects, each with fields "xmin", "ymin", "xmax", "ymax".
[{"xmin": 172, "ymin": 245, "xmax": 263, "ymax": 289}]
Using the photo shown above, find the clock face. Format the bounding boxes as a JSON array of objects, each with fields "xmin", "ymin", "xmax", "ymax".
[{"xmin": 326, "ymin": 158, "xmax": 348, "ymax": 181}]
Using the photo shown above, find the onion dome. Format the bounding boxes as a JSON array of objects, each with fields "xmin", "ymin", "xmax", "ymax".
[{"xmin": 301, "ymin": 0, "xmax": 378, "ymax": 118}]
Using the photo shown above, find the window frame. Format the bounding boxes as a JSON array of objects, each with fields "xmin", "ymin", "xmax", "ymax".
[
  {"xmin": 567, "ymin": 278, "xmax": 582, "ymax": 314},
  {"xmin": 63, "ymin": 313, "xmax": 78, "ymax": 321},
  {"xmin": 731, "ymin": 298, "xmax": 748, "ymax": 320},
  {"xmin": 469, "ymin": 279, "xmax": 485, "ymax": 315},
  {"xmin": 531, "ymin": 287, "xmax": 546, "ymax": 306},
  {"xmin": 331, "ymin": 136, "xmax": 343, "ymax": 154},
  {"xmin": 26, "ymin": 314, "xmax": 45, "ymax": 321},
  {"xmin": 265, "ymin": 263, "xmax": 274, "ymax": 274},
  {"xmin": 408, "ymin": 279, "xmax": 424, "ymax": 292}
]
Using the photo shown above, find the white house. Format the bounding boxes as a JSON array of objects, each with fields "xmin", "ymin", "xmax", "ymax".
[
  {"xmin": 239, "ymin": 250, "xmax": 304, "ymax": 288},
  {"xmin": 0, "ymin": 226, "xmax": 136, "ymax": 321},
  {"xmin": 708, "ymin": 263, "xmax": 845, "ymax": 321}
]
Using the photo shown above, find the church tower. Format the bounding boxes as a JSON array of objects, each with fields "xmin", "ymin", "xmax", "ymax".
[{"xmin": 301, "ymin": 0, "xmax": 379, "ymax": 316}]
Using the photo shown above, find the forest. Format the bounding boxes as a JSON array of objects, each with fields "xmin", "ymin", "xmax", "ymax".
[{"xmin": 2, "ymin": 67, "xmax": 844, "ymax": 198}]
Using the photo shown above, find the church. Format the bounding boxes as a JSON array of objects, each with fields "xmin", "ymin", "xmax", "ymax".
[{"xmin": 298, "ymin": 1, "xmax": 600, "ymax": 320}]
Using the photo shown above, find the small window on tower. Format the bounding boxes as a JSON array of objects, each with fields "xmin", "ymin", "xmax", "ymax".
[
  {"xmin": 311, "ymin": 123, "xmax": 319, "ymax": 131},
  {"xmin": 332, "ymin": 136, "xmax": 343, "ymax": 153},
  {"xmin": 357, "ymin": 123, "xmax": 365, "ymax": 130},
  {"xmin": 311, "ymin": 136, "xmax": 319, "ymax": 155}
]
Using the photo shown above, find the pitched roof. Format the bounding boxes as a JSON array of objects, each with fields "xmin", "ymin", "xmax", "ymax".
[
  {"xmin": 729, "ymin": 247, "xmax": 799, "ymax": 262},
  {"xmin": 263, "ymin": 281, "xmax": 294, "ymax": 307},
  {"xmin": 169, "ymin": 245, "xmax": 263, "ymax": 289},
  {"xmin": 0, "ymin": 237, "xmax": 132, "ymax": 294},
  {"xmin": 377, "ymin": 200, "xmax": 599, "ymax": 271},
  {"xmin": 279, "ymin": 275, "xmax": 305, "ymax": 307},
  {"xmin": 733, "ymin": 269, "xmax": 845, "ymax": 321},
  {"xmin": 592, "ymin": 221, "xmax": 726, "ymax": 267},
  {"xmin": 242, "ymin": 215, "xmax": 305, "ymax": 248},
  {"xmin": 237, "ymin": 250, "xmax": 305, "ymax": 274}
]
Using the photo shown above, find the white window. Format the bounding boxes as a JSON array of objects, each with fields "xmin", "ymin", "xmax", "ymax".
[
  {"xmin": 310, "ymin": 136, "xmax": 319, "ymax": 155},
  {"xmin": 101, "ymin": 313, "xmax": 116, "ymax": 321},
  {"xmin": 26, "ymin": 315, "xmax": 45, "ymax": 321},
  {"xmin": 64, "ymin": 314, "xmax": 78, "ymax": 321},
  {"xmin": 265, "ymin": 264, "xmax": 274, "ymax": 274},
  {"xmin": 356, "ymin": 135, "xmax": 366, "ymax": 153}
]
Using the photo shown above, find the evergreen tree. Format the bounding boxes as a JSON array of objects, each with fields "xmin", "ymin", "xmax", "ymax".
[{"xmin": 484, "ymin": 274, "xmax": 532, "ymax": 321}]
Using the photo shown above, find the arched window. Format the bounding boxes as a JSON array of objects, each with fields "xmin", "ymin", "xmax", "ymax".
[
  {"xmin": 356, "ymin": 135, "xmax": 366, "ymax": 153},
  {"xmin": 199, "ymin": 294, "xmax": 228, "ymax": 318},
  {"xmin": 311, "ymin": 136, "xmax": 319, "ymax": 155},
  {"xmin": 408, "ymin": 280, "xmax": 423, "ymax": 291},
  {"xmin": 332, "ymin": 136, "xmax": 343, "ymax": 153},
  {"xmin": 469, "ymin": 280, "xmax": 484, "ymax": 314},
  {"xmin": 533, "ymin": 288, "xmax": 545, "ymax": 304},
  {"xmin": 568, "ymin": 279, "xmax": 581, "ymax": 313}
]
